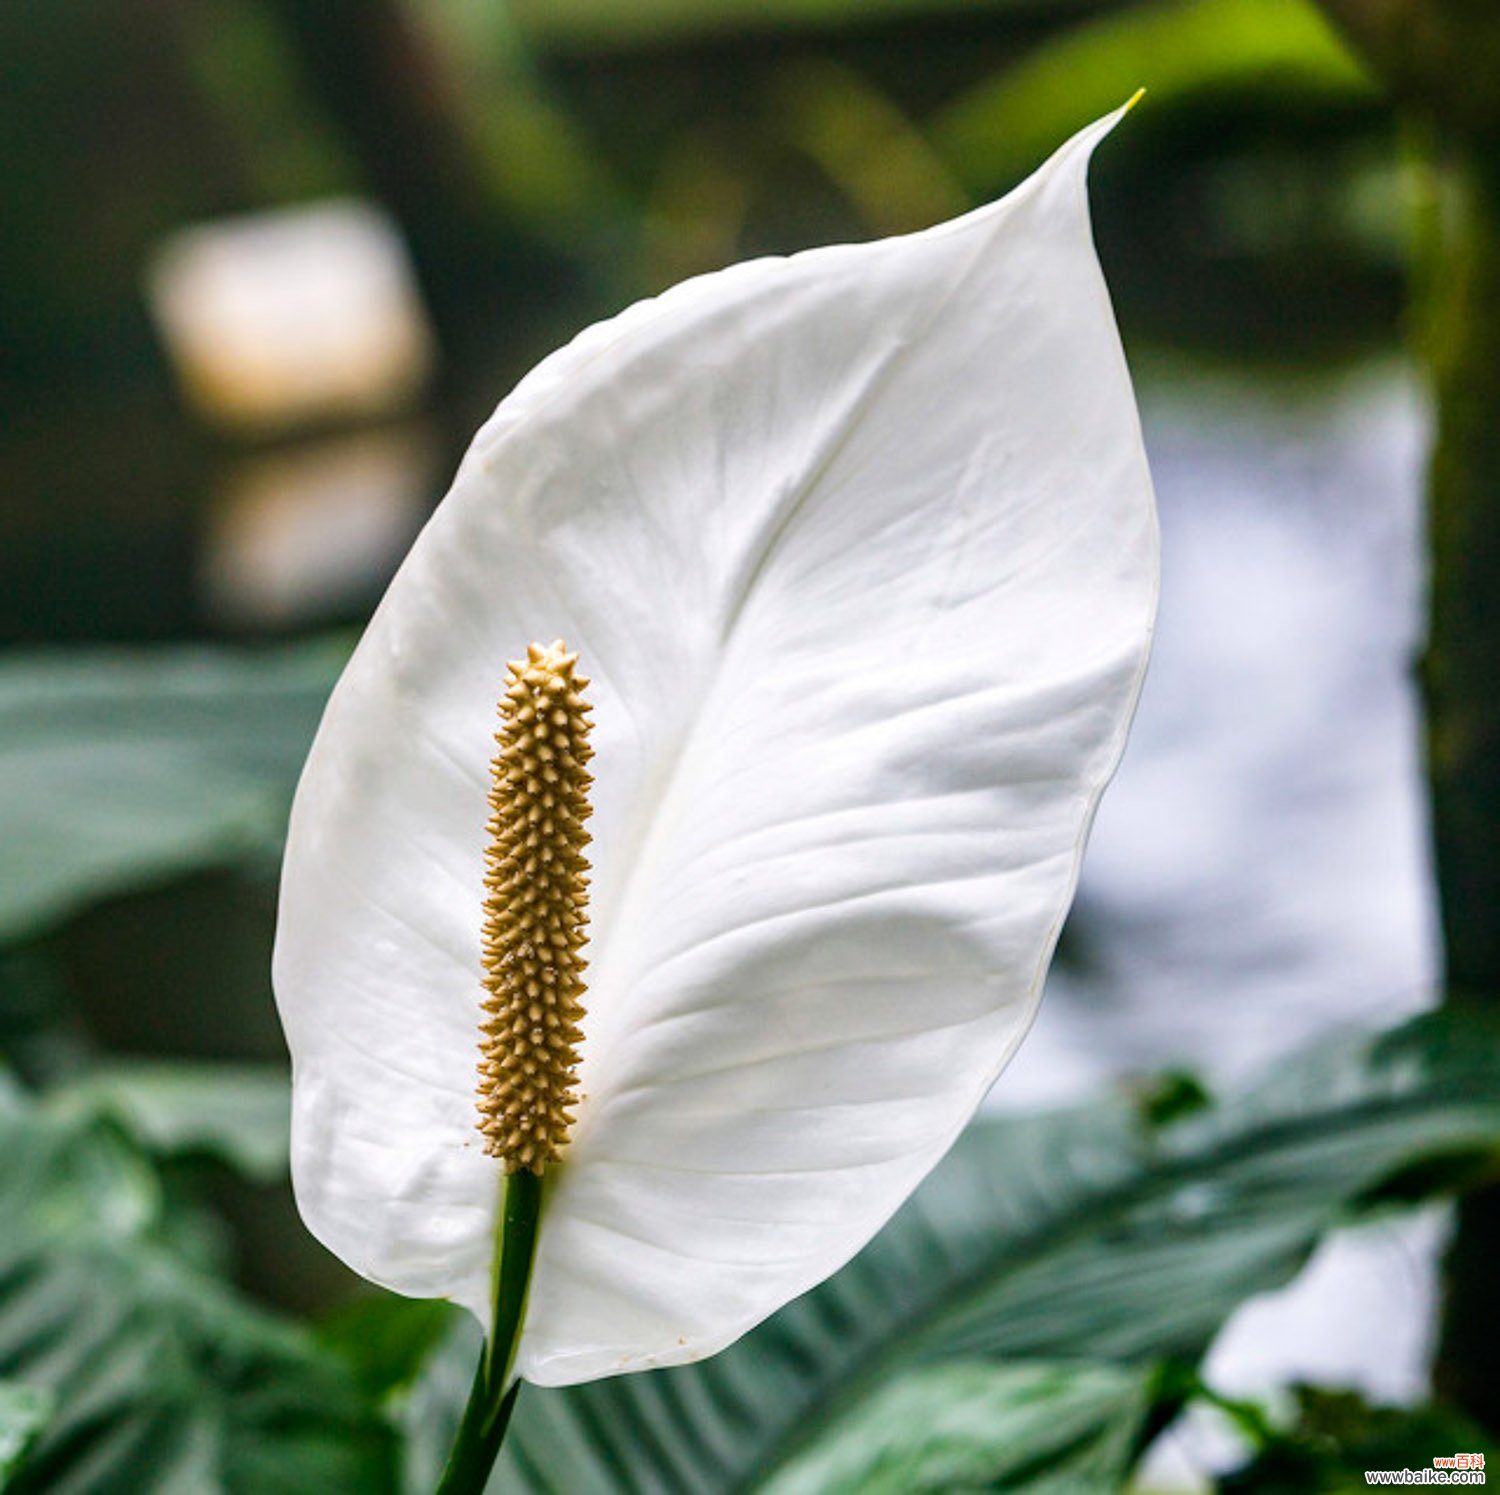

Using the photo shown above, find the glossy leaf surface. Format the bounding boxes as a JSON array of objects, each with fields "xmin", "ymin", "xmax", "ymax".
[
  {"xmin": 0, "ymin": 1083, "xmax": 395, "ymax": 1494},
  {"xmin": 0, "ymin": 643, "xmax": 343, "ymax": 943},
  {"xmin": 462, "ymin": 1008, "xmax": 1500, "ymax": 1489}
]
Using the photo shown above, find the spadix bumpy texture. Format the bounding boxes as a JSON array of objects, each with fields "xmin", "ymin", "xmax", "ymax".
[
  {"xmin": 273, "ymin": 104, "xmax": 1159, "ymax": 1390},
  {"xmin": 478, "ymin": 642, "xmax": 593, "ymax": 1173}
]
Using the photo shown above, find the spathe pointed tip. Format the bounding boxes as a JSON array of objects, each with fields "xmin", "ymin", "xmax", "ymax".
[{"xmin": 1124, "ymin": 86, "xmax": 1146, "ymax": 114}]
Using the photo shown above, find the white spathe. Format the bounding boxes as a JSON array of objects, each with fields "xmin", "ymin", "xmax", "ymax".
[{"xmin": 273, "ymin": 105, "xmax": 1158, "ymax": 1388}]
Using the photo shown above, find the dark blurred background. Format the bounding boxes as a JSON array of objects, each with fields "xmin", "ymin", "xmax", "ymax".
[{"xmin": 0, "ymin": 0, "xmax": 1405, "ymax": 647}]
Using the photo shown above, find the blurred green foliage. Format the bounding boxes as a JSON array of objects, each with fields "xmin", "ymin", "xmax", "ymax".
[
  {"xmin": 55, "ymin": 1060, "xmax": 292, "ymax": 1185},
  {"xmin": 933, "ymin": 0, "xmax": 1371, "ymax": 189},
  {"xmin": 445, "ymin": 1008, "xmax": 1500, "ymax": 1493},
  {"xmin": 759, "ymin": 1361, "xmax": 1156, "ymax": 1494},
  {"xmin": 1223, "ymin": 1386, "xmax": 1491, "ymax": 1492},
  {"xmin": 0, "ymin": 641, "xmax": 346, "ymax": 942},
  {"xmin": 507, "ymin": 0, "xmax": 1101, "ymax": 49},
  {"xmin": 0, "ymin": 1385, "xmax": 52, "ymax": 1485},
  {"xmin": 0, "ymin": 1075, "xmax": 396, "ymax": 1493},
  {"xmin": 0, "ymin": 0, "xmax": 1490, "ymax": 1487},
  {"xmin": 0, "ymin": 999, "xmax": 1470, "ymax": 1491}
]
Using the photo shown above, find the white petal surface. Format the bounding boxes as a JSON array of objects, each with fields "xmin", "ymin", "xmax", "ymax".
[{"xmin": 274, "ymin": 106, "xmax": 1157, "ymax": 1387}]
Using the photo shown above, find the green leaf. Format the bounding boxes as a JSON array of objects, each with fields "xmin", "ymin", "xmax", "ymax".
[
  {"xmin": 0, "ymin": 640, "xmax": 346, "ymax": 944},
  {"xmin": 319, "ymin": 1297, "xmax": 463, "ymax": 1405},
  {"xmin": 1221, "ymin": 1385, "xmax": 1492, "ymax": 1493},
  {"xmin": 510, "ymin": 0, "xmax": 1096, "ymax": 50},
  {"xmin": 52, "ymin": 1061, "xmax": 291, "ymax": 1183},
  {"xmin": 453, "ymin": 1007, "xmax": 1500, "ymax": 1492},
  {"xmin": 0, "ymin": 1087, "xmax": 395, "ymax": 1493},
  {"xmin": 0, "ymin": 1383, "xmax": 52, "ymax": 1486},
  {"xmin": 934, "ymin": 0, "xmax": 1374, "ymax": 194},
  {"xmin": 761, "ymin": 1361, "xmax": 1154, "ymax": 1495}
]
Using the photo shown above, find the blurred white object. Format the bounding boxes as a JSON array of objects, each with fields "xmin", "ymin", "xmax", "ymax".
[
  {"xmin": 1204, "ymin": 1211, "xmax": 1449, "ymax": 1406},
  {"xmin": 996, "ymin": 360, "xmax": 1439, "ymax": 1487},
  {"xmin": 147, "ymin": 200, "xmax": 435, "ymax": 432},
  {"xmin": 1000, "ymin": 361, "xmax": 1434, "ymax": 1099},
  {"xmin": 199, "ymin": 426, "xmax": 435, "ymax": 628},
  {"xmin": 1137, "ymin": 1210, "xmax": 1451, "ymax": 1490}
]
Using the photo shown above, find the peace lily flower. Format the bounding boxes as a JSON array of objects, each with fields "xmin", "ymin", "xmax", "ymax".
[{"xmin": 273, "ymin": 102, "xmax": 1157, "ymax": 1478}]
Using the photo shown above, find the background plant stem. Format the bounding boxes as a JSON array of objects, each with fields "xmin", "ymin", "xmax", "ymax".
[
  {"xmin": 1312, "ymin": 0, "xmax": 1500, "ymax": 1432},
  {"xmin": 1418, "ymin": 142, "xmax": 1500, "ymax": 1435}
]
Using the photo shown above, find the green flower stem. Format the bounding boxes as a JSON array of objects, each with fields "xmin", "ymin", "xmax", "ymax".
[{"xmin": 435, "ymin": 1168, "xmax": 543, "ymax": 1495}]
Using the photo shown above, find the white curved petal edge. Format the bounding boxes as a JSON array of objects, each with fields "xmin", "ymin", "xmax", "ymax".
[{"xmin": 273, "ymin": 102, "xmax": 1159, "ymax": 1388}]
